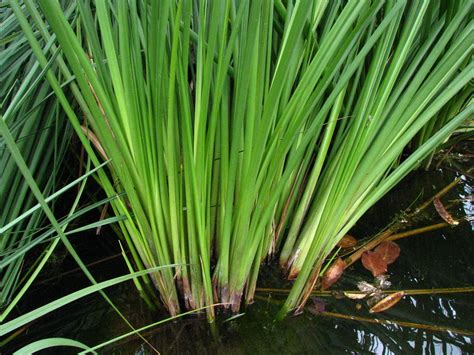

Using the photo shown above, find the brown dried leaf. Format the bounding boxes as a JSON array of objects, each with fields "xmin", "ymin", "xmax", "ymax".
[
  {"xmin": 337, "ymin": 234, "xmax": 357, "ymax": 249},
  {"xmin": 362, "ymin": 251, "xmax": 388, "ymax": 277},
  {"xmin": 433, "ymin": 197, "xmax": 459, "ymax": 225},
  {"xmin": 374, "ymin": 241, "xmax": 400, "ymax": 265},
  {"xmin": 80, "ymin": 125, "xmax": 108, "ymax": 161},
  {"xmin": 321, "ymin": 258, "xmax": 346, "ymax": 290},
  {"xmin": 369, "ymin": 291, "xmax": 405, "ymax": 313}
]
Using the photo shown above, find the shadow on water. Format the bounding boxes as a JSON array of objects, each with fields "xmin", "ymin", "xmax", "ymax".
[{"xmin": 3, "ymin": 149, "xmax": 473, "ymax": 354}]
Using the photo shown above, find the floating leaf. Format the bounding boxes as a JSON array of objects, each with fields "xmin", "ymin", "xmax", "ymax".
[
  {"xmin": 357, "ymin": 281, "xmax": 378, "ymax": 294},
  {"xmin": 344, "ymin": 291, "xmax": 367, "ymax": 299},
  {"xmin": 374, "ymin": 241, "xmax": 400, "ymax": 265},
  {"xmin": 433, "ymin": 197, "xmax": 459, "ymax": 225},
  {"xmin": 369, "ymin": 291, "xmax": 405, "ymax": 313},
  {"xmin": 307, "ymin": 298, "xmax": 326, "ymax": 315},
  {"xmin": 374, "ymin": 274, "xmax": 392, "ymax": 289},
  {"xmin": 337, "ymin": 234, "xmax": 357, "ymax": 249},
  {"xmin": 321, "ymin": 258, "xmax": 346, "ymax": 290},
  {"xmin": 362, "ymin": 251, "xmax": 387, "ymax": 277}
]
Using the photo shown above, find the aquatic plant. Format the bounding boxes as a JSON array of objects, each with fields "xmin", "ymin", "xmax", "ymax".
[
  {"xmin": 0, "ymin": 5, "xmax": 72, "ymax": 318},
  {"xmin": 5, "ymin": 0, "xmax": 472, "ymax": 322},
  {"xmin": 277, "ymin": 0, "xmax": 473, "ymax": 315}
]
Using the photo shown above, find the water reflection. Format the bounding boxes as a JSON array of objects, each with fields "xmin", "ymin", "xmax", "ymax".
[{"xmin": 460, "ymin": 175, "xmax": 473, "ymax": 230}]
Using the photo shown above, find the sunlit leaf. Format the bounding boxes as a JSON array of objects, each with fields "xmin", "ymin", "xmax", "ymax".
[
  {"xmin": 344, "ymin": 292, "xmax": 367, "ymax": 300},
  {"xmin": 369, "ymin": 291, "xmax": 405, "ymax": 313}
]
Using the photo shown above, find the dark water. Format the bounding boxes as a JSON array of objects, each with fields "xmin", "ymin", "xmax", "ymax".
[{"xmin": 3, "ymin": 157, "xmax": 473, "ymax": 354}]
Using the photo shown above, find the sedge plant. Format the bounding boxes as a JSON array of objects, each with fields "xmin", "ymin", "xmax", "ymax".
[
  {"xmin": 1, "ymin": 4, "xmax": 73, "ymax": 315},
  {"xmin": 10, "ymin": 0, "xmax": 473, "ymax": 322}
]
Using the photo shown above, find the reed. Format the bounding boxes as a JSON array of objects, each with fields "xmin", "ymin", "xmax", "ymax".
[
  {"xmin": 0, "ymin": 4, "xmax": 72, "ymax": 317},
  {"xmin": 277, "ymin": 0, "xmax": 473, "ymax": 315},
  {"xmin": 8, "ymin": 0, "xmax": 472, "ymax": 321}
]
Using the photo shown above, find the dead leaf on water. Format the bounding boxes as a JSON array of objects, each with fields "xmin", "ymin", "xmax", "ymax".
[
  {"xmin": 374, "ymin": 241, "xmax": 400, "ymax": 265},
  {"xmin": 344, "ymin": 291, "xmax": 367, "ymax": 299},
  {"xmin": 357, "ymin": 281, "xmax": 378, "ymax": 294},
  {"xmin": 337, "ymin": 234, "xmax": 357, "ymax": 249},
  {"xmin": 307, "ymin": 297, "xmax": 326, "ymax": 315},
  {"xmin": 362, "ymin": 251, "xmax": 388, "ymax": 277},
  {"xmin": 321, "ymin": 258, "xmax": 346, "ymax": 290},
  {"xmin": 369, "ymin": 291, "xmax": 405, "ymax": 313},
  {"xmin": 374, "ymin": 274, "xmax": 392, "ymax": 289},
  {"xmin": 433, "ymin": 197, "xmax": 459, "ymax": 225}
]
